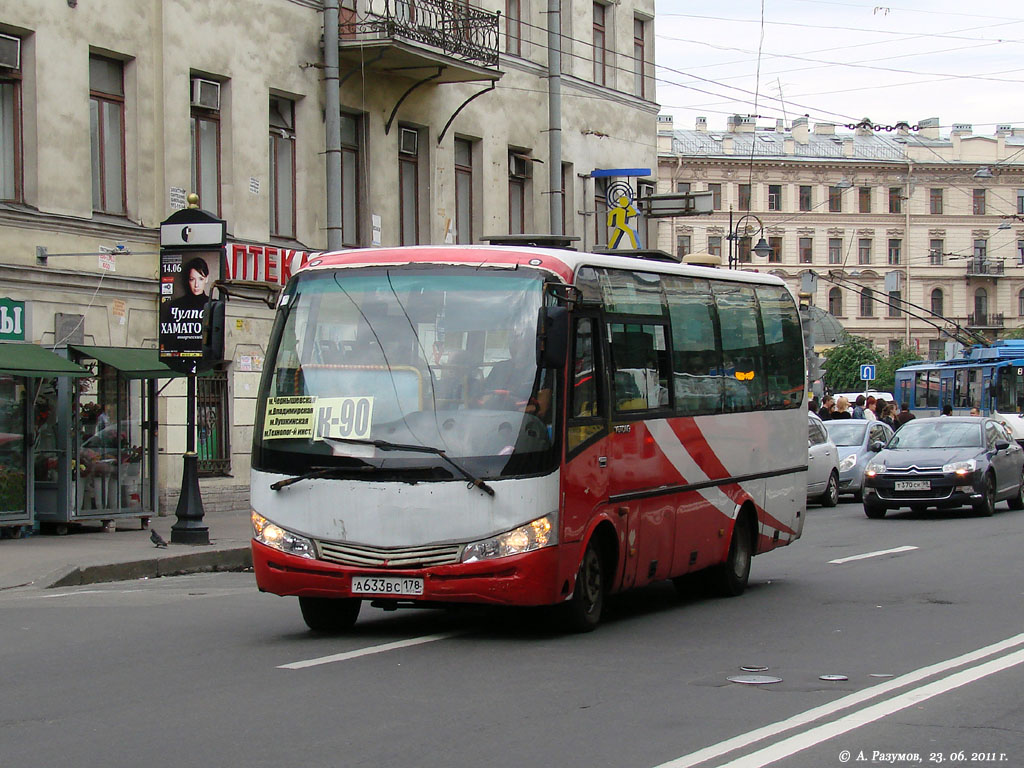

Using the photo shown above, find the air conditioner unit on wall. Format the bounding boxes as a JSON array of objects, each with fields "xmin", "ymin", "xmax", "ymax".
[
  {"xmin": 191, "ymin": 78, "xmax": 221, "ymax": 110},
  {"xmin": 510, "ymin": 153, "xmax": 532, "ymax": 179},
  {"xmin": 0, "ymin": 34, "xmax": 20, "ymax": 70},
  {"xmin": 399, "ymin": 127, "xmax": 419, "ymax": 155}
]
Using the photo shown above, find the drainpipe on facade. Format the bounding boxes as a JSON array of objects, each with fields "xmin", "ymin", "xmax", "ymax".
[
  {"xmin": 324, "ymin": 0, "xmax": 344, "ymax": 251},
  {"xmin": 547, "ymin": 0, "xmax": 563, "ymax": 235},
  {"xmin": 905, "ymin": 159, "xmax": 913, "ymax": 346}
]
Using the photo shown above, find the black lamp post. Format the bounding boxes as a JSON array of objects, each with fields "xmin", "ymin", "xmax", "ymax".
[{"xmin": 727, "ymin": 210, "xmax": 772, "ymax": 269}]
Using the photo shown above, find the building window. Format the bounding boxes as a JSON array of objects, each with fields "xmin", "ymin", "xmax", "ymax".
[
  {"xmin": 676, "ymin": 181, "xmax": 691, "ymax": 194},
  {"xmin": 828, "ymin": 186, "xmax": 843, "ymax": 212},
  {"xmin": 889, "ymin": 339, "xmax": 901, "ymax": 356},
  {"xmin": 90, "ymin": 55, "xmax": 126, "ymax": 214},
  {"xmin": 888, "ymin": 290, "xmax": 902, "ymax": 318},
  {"xmin": 828, "ymin": 238, "xmax": 842, "ymax": 264},
  {"xmin": 454, "ymin": 137, "xmax": 474, "ymax": 244},
  {"xmin": 929, "ymin": 187, "xmax": 943, "ymax": 214},
  {"xmin": 190, "ymin": 77, "xmax": 221, "ymax": 217},
  {"xmin": 799, "ymin": 237, "xmax": 813, "ymax": 264},
  {"xmin": 768, "ymin": 236, "xmax": 782, "ymax": 263},
  {"xmin": 505, "ymin": 0, "xmax": 521, "ymax": 55},
  {"xmin": 887, "ymin": 238, "xmax": 901, "ymax": 265},
  {"xmin": 738, "ymin": 183, "xmax": 751, "ymax": 211},
  {"xmin": 1019, "ymin": 240, "xmax": 1024, "ymax": 265},
  {"xmin": 799, "ymin": 185, "xmax": 812, "ymax": 211},
  {"xmin": 269, "ymin": 96, "xmax": 296, "ymax": 239},
  {"xmin": 861, "ymin": 287, "xmax": 874, "ymax": 317},
  {"xmin": 594, "ymin": 177, "xmax": 608, "ymax": 247},
  {"xmin": 1018, "ymin": 189, "xmax": 1024, "ymax": 215},
  {"xmin": 399, "ymin": 127, "xmax": 421, "ymax": 245},
  {"xmin": 340, "ymin": 113, "xmax": 361, "ymax": 246},
  {"xmin": 974, "ymin": 238, "xmax": 987, "ymax": 260},
  {"xmin": 737, "ymin": 236, "xmax": 752, "ymax": 264},
  {"xmin": 973, "ymin": 188, "xmax": 986, "ymax": 215},
  {"xmin": 197, "ymin": 370, "xmax": 231, "ymax": 476},
  {"xmin": 828, "ymin": 287, "xmax": 843, "ymax": 316},
  {"xmin": 676, "ymin": 235, "xmax": 691, "ymax": 258},
  {"xmin": 1018, "ymin": 289, "xmax": 1024, "ymax": 317},
  {"xmin": 0, "ymin": 38, "xmax": 22, "ymax": 202},
  {"xmin": 593, "ymin": 3, "xmax": 606, "ymax": 86},
  {"xmin": 707, "ymin": 183, "xmax": 721, "ymax": 210},
  {"xmin": 858, "ymin": 238, "xmax": 872, "ymax": 265},
  {"xmin": 929, "ymin": 238, "xmax": 943, "ymax": 265},
  {"xmin": 768, "ymin": 184, "xmax": 782, "ymax": 211},
  {"xmin": 889, "ymin": 187, "xmax": 902, "ymax": 214},
  {"xmin": 707, "ymin": 235, "xmax": 722, "ymax": 257},
  {"xmin": 858, "ymin": 187, "xmax": 871, "ymax": 213},
  {"xmin": 931, "ymin": 288, "xmax": 944, "ymax": 318},
  {"xmin": 928, "ymin": 339, "xmax": 944, "ymax": 361},
  {"xmin": 633, "ymin": 17, "xmax": 645, "ymax": 97}
]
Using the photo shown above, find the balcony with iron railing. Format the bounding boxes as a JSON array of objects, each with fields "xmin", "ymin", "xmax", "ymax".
[
  {"xmin": 338, "ymin": 0, "xmax": 501, "ymax": 83},
  {"xmin": 966, "ymin": 312, "xmax": 1004, "ymax": 329},
  {"xmin": 965, "ymin": 258, "xmax": 1004, "ymax": 277}
]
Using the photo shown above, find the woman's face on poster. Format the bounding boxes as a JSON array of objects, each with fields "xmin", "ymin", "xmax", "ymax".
[{"xmin": 188, "ymin": 267, "xmax": 208, "ymax": 296}]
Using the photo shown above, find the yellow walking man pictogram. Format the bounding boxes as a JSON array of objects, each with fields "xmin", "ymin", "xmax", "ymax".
[{"xmin": 607, "ymin": 194, "xmax": 639, "ymax": 250}]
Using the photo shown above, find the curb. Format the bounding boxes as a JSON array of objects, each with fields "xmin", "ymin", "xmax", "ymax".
[{"xmin": 47, "ymin": 547, "xmax": 253, "ymax": 589}]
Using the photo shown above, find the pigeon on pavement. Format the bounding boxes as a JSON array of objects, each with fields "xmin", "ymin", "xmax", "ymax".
[{"xmin": 150, "ymin": 529, "xmax": 168, "ymax": 548}]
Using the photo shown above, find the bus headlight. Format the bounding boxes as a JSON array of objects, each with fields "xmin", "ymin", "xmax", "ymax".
[
  {"xmin": 839, "ymin": 454, "xmax": 857, "ymax": 472},
  {"xmin": 942, "ymin": 459, "xmax": 977, "ymax": 476},
  {"xmin": 461, "ymin": 515, "xmax": 557, "ymax": 563},
  {"xmin": 252, "ymin": 510, "xmax": 315, "ymax": 559}
]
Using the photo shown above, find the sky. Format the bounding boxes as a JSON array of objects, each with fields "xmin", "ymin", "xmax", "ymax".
[{"xmin": 654, "ymin": 0, "xmax": 1024, "ymax": 135}]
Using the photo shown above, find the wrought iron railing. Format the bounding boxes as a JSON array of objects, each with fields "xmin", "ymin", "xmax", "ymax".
[
  {"xmin": 197, "ymin": 370, "xmax": 231, "ymax": 476},
  {"xmin": 966, "ymin": 312, "xmax": 1004, "ymax": 328},
  {"xmin": 341, "ymin": 0, "xmax": 500, "ymax": 68},
  {"xmin": 966, "ymin": 258, "xmax": 1004, "ymax": 277}
]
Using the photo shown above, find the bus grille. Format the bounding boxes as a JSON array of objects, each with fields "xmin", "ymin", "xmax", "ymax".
[{"xmin": 316, "ymin": 540, "xmax": 463, "ymax": 568}]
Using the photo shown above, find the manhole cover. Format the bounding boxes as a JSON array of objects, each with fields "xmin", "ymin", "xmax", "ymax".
[
  {"xmin": 740, "ymin": 665, "xmax": 769, "ymax": 672},
  {"xmin": 819, "ymin": 674, "xmax": 849, "ymax": 682},
  {"xmin": 870, "ymin": 673, "xmax": 895, "ymax": 678},
  {"xmin": 728, "ymin": 675, "xmax": 783, "ymax": 685}
]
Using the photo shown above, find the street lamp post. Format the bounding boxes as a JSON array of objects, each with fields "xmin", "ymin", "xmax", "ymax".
[{"xmin": 727, "ymin": 210, "xmax": 772, "ymax": 268}]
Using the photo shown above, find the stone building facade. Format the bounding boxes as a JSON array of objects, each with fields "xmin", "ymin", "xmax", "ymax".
[{"xmin": 656, "ymin": 114, "xmax": 1024, "ymax": 359}]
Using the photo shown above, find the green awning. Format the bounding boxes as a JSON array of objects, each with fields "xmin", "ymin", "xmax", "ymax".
[
  {"xmin": 0, "ymin": 343, "xmax": 91, "ymax": 378},
  {"xmin": 70, "ymin": 345, "xmax": 193, "ymax": 379}
]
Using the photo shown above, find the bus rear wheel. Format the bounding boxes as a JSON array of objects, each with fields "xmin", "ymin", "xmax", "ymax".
[
  {"xmin": 561, "ymin": 539, "xmax": 605, "ymax": 633},
  {"xmin": 298, "ymin": 596, "xmax": 361, "ymax": 632},
  {"xmin": 709, "ymin": 515, "xmax": 753, "ymax": 597}
]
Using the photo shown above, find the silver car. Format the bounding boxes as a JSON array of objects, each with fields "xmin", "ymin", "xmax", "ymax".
[
  {"xmin": 825, "ymin": 419, "xmax": 894, "ymax": 501},
  {"xmin": 808, "ymin": 412, "xmax": 840, "ymax": 506}
]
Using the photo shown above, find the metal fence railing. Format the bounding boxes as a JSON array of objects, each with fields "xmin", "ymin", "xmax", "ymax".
[{"xmin": 197, "ymin": 370, "xmax": 231, "ymax": 476}]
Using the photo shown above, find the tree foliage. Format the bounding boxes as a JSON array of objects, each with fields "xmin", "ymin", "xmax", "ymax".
[
  {"xmin": 822, "ymin": 336, "xmax": 881, "ymax": 393},
  {"xmin": 875, "ymin": 343, "xmax": 923, "ymax": 393}
]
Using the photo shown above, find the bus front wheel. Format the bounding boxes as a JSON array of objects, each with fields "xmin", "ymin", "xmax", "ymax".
[
  {"xmin": 561, "ymin": 540, "xmax": 605, "ymax": 633},
  {"xmin": 298, "ymin": 596, "xmax": 361, "ymax": 632}
]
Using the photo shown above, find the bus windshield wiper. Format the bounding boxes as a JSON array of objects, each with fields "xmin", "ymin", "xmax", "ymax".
[
  {"xmin": 270, "ymin": 465, "xmax": 373, "ymax": 491},
  {"xmin": 330, "ymin": 438, "xmax": 496, "ymax": 497}
]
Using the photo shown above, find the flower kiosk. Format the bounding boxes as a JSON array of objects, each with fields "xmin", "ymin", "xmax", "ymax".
[
  {"xmin": 0, "ymin": 343, "xmax": 90, "ymax": 538},
  {"xmin": 32, "ymin": 346, "xmax": 185, "ymax": 534}
]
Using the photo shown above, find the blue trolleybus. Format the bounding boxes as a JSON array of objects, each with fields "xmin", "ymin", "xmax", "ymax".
[{"xmin": 894, "ymin": 340, "xmax": 1024, "ymax": 442}]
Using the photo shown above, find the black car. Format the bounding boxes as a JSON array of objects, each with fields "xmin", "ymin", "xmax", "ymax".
[{"xmin": 862, "ymin": 416, "xmax": 1024, "ymax": 518}]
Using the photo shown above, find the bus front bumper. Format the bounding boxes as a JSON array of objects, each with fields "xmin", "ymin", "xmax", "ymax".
[{"xmin": 252, "ymin": 539, "xmax": 570, "ymax": 608}]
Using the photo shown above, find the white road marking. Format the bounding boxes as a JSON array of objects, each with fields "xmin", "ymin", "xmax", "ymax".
[
  {"xmin": 278, "ymin": 631, "xmax": 462, "ymax": 669},
  {"xmin": 653, "ymin": 631, "xmax": 1024, "ymax": 768},
  {"xmin": 828, "ymin": 545, "xmax": 918, "ymax": 564},
  {"xmin": 715, "ymin": 647, "xmax": 1024, "ymax": 768}
]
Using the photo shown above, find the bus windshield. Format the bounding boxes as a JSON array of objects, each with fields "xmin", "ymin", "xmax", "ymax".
[{"xmin": 253, "ymin": 266, "xmax": 558, "ymax": 480}]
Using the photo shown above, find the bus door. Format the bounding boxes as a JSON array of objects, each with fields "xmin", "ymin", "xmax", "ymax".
[
  {"xmin": 561, "ymin": 314, "xmax": 613, "ymax": 581},
  {"xmin": 604, "ymin": 320, "xmax": 677, "ymax": 589},
  {"xmin": 982, "ymin": 369, "xmax": 993, "ymax": 411}
]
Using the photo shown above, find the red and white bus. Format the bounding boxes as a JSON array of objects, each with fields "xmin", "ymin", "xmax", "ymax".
[{"xmin": 250, "ymin": 246, "xmax": 807, "ymax": 631}]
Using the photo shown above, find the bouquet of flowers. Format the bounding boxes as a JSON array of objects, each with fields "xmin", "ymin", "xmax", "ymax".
[
  {"xmin": 80, "ymin": 401, "xmax": 103, "ymax": 423},
  {"xmin": 125, "ymin": 445, "xmax": 144, "ymax": 463}
]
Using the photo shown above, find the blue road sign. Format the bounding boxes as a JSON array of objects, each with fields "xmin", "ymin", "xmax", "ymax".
[{"xmin": 860, "ymin": 364, "xmax": 876, "ymax": 381}]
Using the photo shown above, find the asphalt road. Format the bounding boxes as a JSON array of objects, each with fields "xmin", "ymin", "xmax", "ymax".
[{"xmin": 1, "ymin": 498, "xmax": 1022, "ymax": 768}]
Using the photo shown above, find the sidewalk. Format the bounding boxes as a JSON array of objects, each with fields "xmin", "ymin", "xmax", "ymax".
[{"xmin": 0, "ymin": 509, "xmax": 253, "ymax": 591}]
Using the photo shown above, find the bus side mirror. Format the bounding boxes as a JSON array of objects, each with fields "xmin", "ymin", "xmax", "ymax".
[
  {"xmin": 538, "ymin": 306, "xmax": 569, "ymax": 369},
  {"xmin": 200, "ymin": 299, "xmax": 226, "ymax": 370}
]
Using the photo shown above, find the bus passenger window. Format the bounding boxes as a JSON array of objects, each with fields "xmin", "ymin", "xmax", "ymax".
[
  {"xmin": 664, "ymin": 276, "xmax": 723, "ymax": 416},
  {"xmin": 608, "ymin": 323, "xmax": 670, "ymax": 412},
  {"xmin": 571, "ymin": 318, "xmax": 599, "ymax": 418}
]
